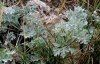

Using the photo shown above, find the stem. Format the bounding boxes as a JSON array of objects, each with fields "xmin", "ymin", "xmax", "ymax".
[
  {"xmin": 69, "ymin": 51, "xmax": 74, "ymax": 64},
  {"xmin": 23, "ymin": 25, "xmax": 26, "ymax": 53}
]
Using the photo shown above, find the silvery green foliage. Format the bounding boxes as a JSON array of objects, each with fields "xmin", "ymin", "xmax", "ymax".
[
  {"xmin": 24, "ymin": 15, "xmax": 39, "ymax": 24},
  {"xmin": 27, "ymin": 51, "xmax": 40, "ymax": 62},
  {"xmin": 6, "ymin": 32, "xmax": 16, "ymax": 41},
  {"xmin": 27, "ymin": 51, "xmax": 45, "ymax": 64},
  {"xmin": 0, "ymin": 5, "xmax": 47, "ymax": 64},
  {"xmin": 95, "ymin": 16, "xmax": 100, "ymax": 23},
  {"xmin": 20, "ymin": 6, "xmax": 36, "ymax": 15},
  {"xmin": 0, "ymin": 49, "xmax": 15, "ymax": 63},
  {"xmin": 53, "ymin": 36, "xmax": 76, "ymax": 58},
  {"xmin": 52, "ymin": 35, "xmax": 76, "ymax": 58},
  {"xmin": 20, "ymin": 25, "xmax": 45, "ymax": 38},
  {"xmin": 0, "ymin": 26, "xmax": 7, "ymax": 33},
  {"xmin": 54, "ymin": 6, "xmax": 93, "ymax": 44},
  {"xmin": 2, "ymin": 6, "xmax": 20, "ymax": 23},
  {"xmin": 53, "ymin": 6, "xmax": 94, "ymax": 58},
  {"xmin": 4, "ymin": 7, "xmax": 15, "ymax": 14},
  {"xmin": 2, "ymin": 13, "xmax": 20, "ymax": 23},
  {"xmin": 53, "ymin": 46, "xmax": 75, "ymax": 58},
  {"xmin": 20, "ymin": 25, "xmax": 36, "ymax": 38},
  {"xmin": 2, "ymin": 5, "xmax": 41, "ymax": 39},
  {"xmin": 26, "ymin": 37, "xmax": 46, "ymax": 47},
  {"xmin": 2, "ymin": 6, "xmax": 36, "ymax": 23}
]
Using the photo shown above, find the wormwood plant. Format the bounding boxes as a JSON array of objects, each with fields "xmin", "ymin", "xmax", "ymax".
[
  {"xmin": 0, "ymin": 1, "xmax": 99, "ymax": 63},
  {"xmin": 52, "ymin": 6, "xmax": 94, "ymax": 63},
  {"xmin": 0, "ymin": 48, "xmax": 15, "ymax": 64},
  {"xmin": 0, "ymin": 4, "xmax": 42, "ymax": 64},
  {"xmin": 54, "ymin": 6, "xmax": 94, "ymax": 44}
]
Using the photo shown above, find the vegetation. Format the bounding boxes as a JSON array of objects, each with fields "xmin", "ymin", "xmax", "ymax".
[{"xmin": 0, "ymin": 0, "xmax": 100, "ymax": 64}]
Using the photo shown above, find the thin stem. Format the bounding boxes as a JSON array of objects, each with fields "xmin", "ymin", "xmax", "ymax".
[{"xmin": 69, "ymin": 51, "xmax": 74, "ymax": 64}]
